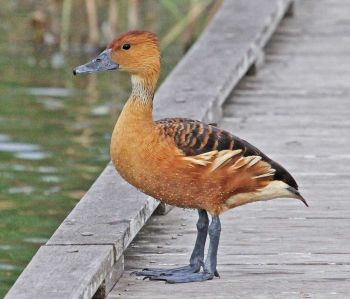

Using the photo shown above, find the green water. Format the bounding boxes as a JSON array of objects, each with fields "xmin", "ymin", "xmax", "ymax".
[{"xmin": 0, "ymin": 0, "xmax": 212, "ymax": 295}]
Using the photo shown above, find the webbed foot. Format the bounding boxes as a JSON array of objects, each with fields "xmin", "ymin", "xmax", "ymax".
[
  {"xmin": 145, "ymin": 270, "xmax": 215, "ymax": 283},
  {"xmin": 131, "ymin": 264, "xmax": 200, "ymax": 278}
]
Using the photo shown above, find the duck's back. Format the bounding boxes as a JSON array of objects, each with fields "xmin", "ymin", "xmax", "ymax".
[{"xmin": 156, "ymin": 118, "xmax": 299, "ymax": 191}]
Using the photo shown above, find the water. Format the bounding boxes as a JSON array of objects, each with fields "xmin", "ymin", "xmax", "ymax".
[{"xmin": 0, "ymin": 0, "xmax": 213, "ymax": 295}]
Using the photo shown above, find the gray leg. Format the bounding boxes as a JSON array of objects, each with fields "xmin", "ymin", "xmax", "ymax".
[
  {"xmin": 189, "ymin": 209, "xmax": 209, "ymax": 269},
  {"xmin": 142, "ymin": 215, "xmax": 221, "ymax": 283},
  {"xmin": 133, "ymin": 209, "xmax": 209, "ymax": 277},
  {"xmin": 204, "ymin": 215, "xmax": 221, "ymax": 277}
]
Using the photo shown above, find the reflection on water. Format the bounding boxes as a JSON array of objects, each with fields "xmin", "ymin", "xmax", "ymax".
[
  {"xmin": 0, "ymin": 136, "xmax": 49, "ymax": 161},
  {"xmin": 0, "ymin": 0, "xmax": 215, "ymax": 295}
]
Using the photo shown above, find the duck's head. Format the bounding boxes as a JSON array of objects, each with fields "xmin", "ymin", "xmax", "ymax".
[{"xmin": 73, "ymin": 31, "xmax": 160, "ymax": 80}]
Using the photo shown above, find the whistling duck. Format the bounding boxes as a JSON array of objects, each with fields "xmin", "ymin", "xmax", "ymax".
[{"xmin": 73, "ymin": 31, "xmax": 307, "ymax": 283}]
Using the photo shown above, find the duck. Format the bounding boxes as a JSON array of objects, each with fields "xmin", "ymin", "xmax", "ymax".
[{"xmin": 73, "ymin": 31, "xmax": 307, "ymax": 283}]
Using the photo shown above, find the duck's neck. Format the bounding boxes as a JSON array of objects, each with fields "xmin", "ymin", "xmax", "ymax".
[
  {"xmin": 119, "ymin": 73, "xmax": 159, "ymax": 125},
  {"xmin": 131, "ymin": 75, "xmax": 156, "ymax": 104}
]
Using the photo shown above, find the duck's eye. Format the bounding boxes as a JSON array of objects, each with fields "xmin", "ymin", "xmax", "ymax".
[{"xmin": 122, "ymin": 43, "xmax": 131, "ymax": 50}]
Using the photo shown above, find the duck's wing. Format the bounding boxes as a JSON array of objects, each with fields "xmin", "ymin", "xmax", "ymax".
[{"xmin": 156, "ymin": 118, "xmax": 299, "ymax": 191}]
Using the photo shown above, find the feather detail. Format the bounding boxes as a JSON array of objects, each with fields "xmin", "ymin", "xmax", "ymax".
[
  {"xmin": 211, "ymin": 149, "xmax": 242, "ymax": 171},
  {"xmin": 155, "ymin": 117, "xmax": 303, "ymax": 212},
  {"xmin": 230, "ymin": 157, "xmax": 247, "ymax": 170},
  {"xmin": 253, "ymin": 171, "xmax": 275, "ymax": 179},
  {"xmin": 225, "ymin": 180, "xmax": 300, "ymax": 209},
  {"xmin": 183, "ymin": 151, "xmax": 217, "ymax": 166},
  {"xmin": 247, "ymin": 156, "xmax": 262, "ymax": 168}
]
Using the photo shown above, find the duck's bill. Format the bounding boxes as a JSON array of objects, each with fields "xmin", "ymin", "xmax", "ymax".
[{"xmin": 73, "ymin": 49, "xmax": 118, "ymax": 75}]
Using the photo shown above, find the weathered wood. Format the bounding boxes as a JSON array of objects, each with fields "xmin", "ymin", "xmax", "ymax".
[
  {"xmin": 108, "ymin": 0, "xmax": 350, "ymax": 297},
  {"xmin": 5, "ymin": 245, "xmax": 117, "ymax": 299},
  {"xmin": 47, "ymin": 164, "xmax": 158, "ymax": 251},
  {"xmin": 152, "ymin": 0, "xmax": 294, "ymax": 123},
  {"xmin": 154, "ymin": 203, "xmax": 173, "ymax": 215},
  {"xmin": 108, "ymin": 209, "xmax": 350, "ymax": 298},
  {"xmin": 93, "ymin": 256, "xmax": 123, "ymax": 299}
]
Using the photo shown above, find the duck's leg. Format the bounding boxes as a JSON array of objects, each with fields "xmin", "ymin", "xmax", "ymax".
[
  {"xmin": 133, "ymin": 209, "xmax": 209, "ymax": 277},
  {"xmin": 145, "ymin": 215, "xmax": 221, "ymax": 283},
  {"xmin": 203, "ymin": 215, "xmax": 221, "ymax": 278},
  {"xmin": 188, "ymin": 209, "xmax": 210, "ymax": 270}
]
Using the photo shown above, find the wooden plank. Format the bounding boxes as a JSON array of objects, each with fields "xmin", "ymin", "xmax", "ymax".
[
  {"xmin": 108, "ymin": 208, "xmax": 350, "ymax": 298},
  {"xmin": 47, "ymin": 163, "xmax": 158, "ymax": 252},
  {"xmin": 5, "ymin": 245, "xmax": 118, "ymax": 299},
  {"xmin": 152, "ymin": 0, "xmax": 294, "ymax": 123}
]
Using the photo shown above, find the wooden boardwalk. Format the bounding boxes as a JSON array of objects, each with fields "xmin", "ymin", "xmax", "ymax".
[{"xmin": 108, "ymin": 0, "xmax": 350, "ymax": 298}]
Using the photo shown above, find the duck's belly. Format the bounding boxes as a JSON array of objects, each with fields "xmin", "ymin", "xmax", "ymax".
[{"xmin": 112, "ymin": 152, "xmax": 226, "ymax": 213}]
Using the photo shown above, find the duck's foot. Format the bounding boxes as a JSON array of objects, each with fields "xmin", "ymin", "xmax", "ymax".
[
  {"xmin": 131, "ymin": 264, "xmax": 200, "ymax": 278},
  {"xmin": 132, "ymin": 265, "xmax": 220, "ymax": 283},
  {"xmin": 131, "ymin": 210, "xmax": 223, "ymax": 284},
  {"xmin": 144, "ymin": 270, "xmax": 215, "ymax": 283}
]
